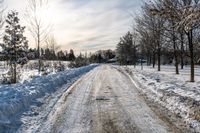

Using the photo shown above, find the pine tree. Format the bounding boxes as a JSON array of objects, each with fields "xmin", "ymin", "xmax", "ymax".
[
  {"xmin": 116, "ymin": 32, "xmax": 137, "ymax": 65},
  {"xmin": 68, "ymin": 49, "xmax": 76, "ymax": 61},
  {"xmin": 1, "ymin": 11, "xmax": 29, "ymax": 83}
]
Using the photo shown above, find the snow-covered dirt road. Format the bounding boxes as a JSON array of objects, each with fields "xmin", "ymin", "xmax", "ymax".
[{"xmin": 21, "ymin": 65, "xmax": 183, "ymax": 133}]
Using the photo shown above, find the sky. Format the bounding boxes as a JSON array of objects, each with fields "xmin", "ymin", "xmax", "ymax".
[{"xmin": 4, "ymin": 0, "xmax": 144, "ymax": 53}]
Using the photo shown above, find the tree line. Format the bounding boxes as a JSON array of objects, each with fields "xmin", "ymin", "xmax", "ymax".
[
  {"xmin": 69, "ymin": 50, "xmax": 115, "ymax": 68},
  {"xmin": 116, "ymin": 0, "xmax": 200, "ymax": 82},
  {"xmin": 23, "ymin": 48, "xmax": 76, "ymax": 61}
]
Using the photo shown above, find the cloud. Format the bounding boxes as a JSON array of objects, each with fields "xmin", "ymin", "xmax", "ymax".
[{"xmin": 3, "ymin": 0, "xmax": 143, "ymax": 53}]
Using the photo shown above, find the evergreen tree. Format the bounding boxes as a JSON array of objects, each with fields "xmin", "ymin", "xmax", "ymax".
[
  {"xmin": 69, "ymin": 52, "xmax": 88, "ymax": 68},
  {"xmin": 57, "ymin": 50, "xmax": 65, "ymax": 60},
  {"xmin": 97, "ymin": 53, "xmax": 103, "ymax": 63},
  {"xmin": 1, "ymin": 11, "xmax": 29, "ymax": 83},
  {"xmin": 68, "ymin": 49, "xmax": 76, "ymax": 61},
  {"xmin": 65, "ymin": 51, "xmax": 69, "ymax": 61},
  {"xmin": 116, "ymin": 32, "xmax": 137, "ymax": 65}
]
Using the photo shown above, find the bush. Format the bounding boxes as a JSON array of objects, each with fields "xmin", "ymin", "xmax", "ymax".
[
  {"xmin": 69, "ymin": 56, "xmax": 88, "ymax": 68},
  {"xmin": 1, "ymin": 68, "xmax": 21, "ymax": 84},
  {"xmin": 55, "ymin": 61, "xmax": 65, "ymax": 72}
]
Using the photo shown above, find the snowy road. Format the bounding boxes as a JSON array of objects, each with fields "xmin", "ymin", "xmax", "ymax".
[{"xmin": 23, "ymin": 65, "xmax": 181, "ymax": 133}]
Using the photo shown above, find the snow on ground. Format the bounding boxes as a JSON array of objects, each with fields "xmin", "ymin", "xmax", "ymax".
[
  {"xmin": 0, "ymin": 64, "xmax": 97, "ymax": 131},
  {"xmin": 0, "ymin": 60, "xmax": 70, "ymax": 83},
  {"xmin": 121, "ymin": 65, "xmax": 200, "ymax": 132}
]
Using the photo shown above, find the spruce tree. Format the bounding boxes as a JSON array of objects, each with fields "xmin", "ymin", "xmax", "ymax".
[
  {"xmin": 116, "ymin": 32, "xmax": 137, "ymax": 65},
  {"xmin": 1, "ymin": 11, "xmax": 28, "ymax": 83},
  {"xmin": 68, "ymin": 49, "xmax": 76, "ymax": 61}
]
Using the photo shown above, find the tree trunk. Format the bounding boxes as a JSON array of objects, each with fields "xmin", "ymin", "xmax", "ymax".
[
  {"xmin": 180, "ymin": 33, "xmax": 184, "ymax": 69},
  {"xmin": 13, "ymin": 36, "xmax": 17, "ymax": 83},
  {"xmin": 13, "ymin": 63, "xmax": 17, "ymax": 83},
  {"xmin": 153, "ymin": 52, "xmax": 156, "ymax": 68},
  {"xmin": 149, "ymin": 54, "xmax": 152, "ymax": 66},
  {"xmin": 147, "ymin": 55, "xmax": 149, "ymax": 66},
  {"xmin": 146, "ymin": 54, "xmax": 150, "ymax": 66},
  {"xmin": 157, "ymin": 45, "xmax": 161, "ymax": 71},
  {"xmin": 38, "ymin": 27, "xmax": 41, "ymax": 74},
  {"xmin": 174, "ymin": 49, "xmax": 179, "ymax": 74},
  {"xmin": 141, "ymin": 58, "xmax": 143, "ymax": 70},
  {"xmin": 172, "ymin": 28, "xmax": 179, "ymax": 75},
  {"xmin": 188, "ymin": 30, "xmax": 194, "ymax": 82}
]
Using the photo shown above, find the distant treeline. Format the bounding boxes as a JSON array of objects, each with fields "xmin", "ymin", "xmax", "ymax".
[{"xmin": 0, "ymin": 48, "xmax": 115, "ymax": 63}]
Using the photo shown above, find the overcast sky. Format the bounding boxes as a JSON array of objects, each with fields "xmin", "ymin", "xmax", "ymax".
[{"xmin": 4, "ymin": 0, "xmax": 143, "ymax": 53}]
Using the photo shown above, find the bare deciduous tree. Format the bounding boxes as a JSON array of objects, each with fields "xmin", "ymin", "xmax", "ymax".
[
  {"xmin": 135, "ymin": 3, "xmax": 165, "ymax": 71},
  {"xmin": 45, "ymin": 35, "xmax": 60, "ymax": 72},
  {"xmin": 25, "ymin": 0, "xmax": 51, "ymax": 74},
  {"xmin": 150, "ymin": 0, "xmax": 200, "ymax": 82},
  {"xmin": 45, "ymin": 35, "xmax": 59, "ymax": 56}
]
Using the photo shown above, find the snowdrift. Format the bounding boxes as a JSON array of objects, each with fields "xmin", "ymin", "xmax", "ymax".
[
  {"xmin": 120, "ymin": 66, "xmax": 200, "ymax": 132},
  {"xmin": 0, "ymin": 64, "xmax": 97, "ymax": 127}
]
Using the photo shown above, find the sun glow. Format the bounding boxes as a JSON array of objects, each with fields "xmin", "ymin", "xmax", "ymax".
[{"xmin": 33, "ymin": 1, "xmax": 62, "ymax": 25}]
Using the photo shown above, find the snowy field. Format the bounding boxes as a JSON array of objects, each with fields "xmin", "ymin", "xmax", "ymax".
[
  {"xmin": 0, "ymin": 64, "xmax": 97, "ymax": 131},
  {"xmin": 121, "ymin": 65, "xmax": 200, "ymax": 131},
  {"xmin": 0, "ymin": 60, "xmax": 70, "ymax": 83}
]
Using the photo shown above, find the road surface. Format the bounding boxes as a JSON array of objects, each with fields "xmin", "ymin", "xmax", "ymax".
[{"xmin": 27, "ymin": 65, "xmax": 181, "ymax": 133}]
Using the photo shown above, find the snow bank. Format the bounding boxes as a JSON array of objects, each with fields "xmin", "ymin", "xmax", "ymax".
[
  {"xmin": 118, "ymin": 65, "xmax": 200, "ymax": 132},
  {"xmin": 0, "ymin": 64, "xmax": 97, "ymax": 128}
]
